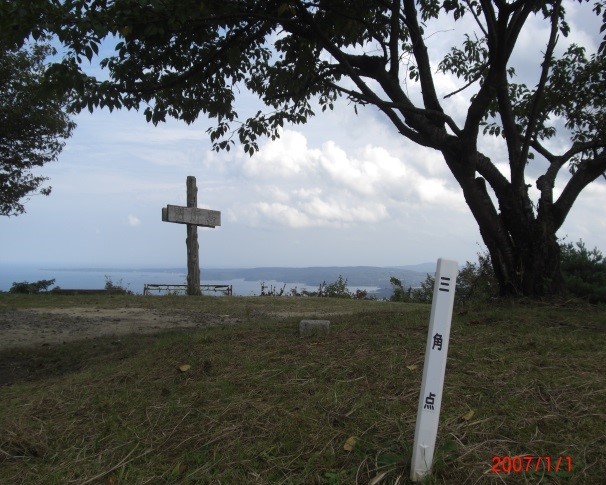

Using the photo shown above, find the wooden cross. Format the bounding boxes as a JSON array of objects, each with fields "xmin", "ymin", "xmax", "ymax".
[{"xmin": 162, "ymin": 176, "xmax": 221, "ymax": 295}]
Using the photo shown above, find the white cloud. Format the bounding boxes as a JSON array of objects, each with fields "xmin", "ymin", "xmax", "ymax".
[
  {"xmin": 256, "ymin": 185, "xmax": 291, "ymax": 202},
  {"xmin": 252, "ymin": 202, "xmax": 312, "ymax": 228},
  {"xmin": 226, "ymin": 208, "xmax": 239, "ymax": 223},
  {"xmin": 245, "ymin": 195, "xmax": 389, "ymax": 229},
  {"xmin": 302, "ymin": 197, "xmax": 388, "ymax": 224},
  {"xmin": 216, "ymin": 129, "xmax": 467, "ymax": 228},
  {"xmin": 128, "ymin": 215, "xmax": 141, "ymax": 227},
  {"xmin": 243, "ymin": 130, "xmax": 320, "ymax": 178}
]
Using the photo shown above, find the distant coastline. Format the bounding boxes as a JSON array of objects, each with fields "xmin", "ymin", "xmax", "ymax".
[{"xmin": 1, "ymin": 264, "xmax": 432, "ymax": 298}]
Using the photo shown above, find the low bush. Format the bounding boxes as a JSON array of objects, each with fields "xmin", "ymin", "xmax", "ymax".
[
  {"xmin": 9, "ymin": 279, "xmax": 56, "ymax": 294},
  {"xmin": 560, "ymin": 239, "xmax": 606, "ymax": 303}
]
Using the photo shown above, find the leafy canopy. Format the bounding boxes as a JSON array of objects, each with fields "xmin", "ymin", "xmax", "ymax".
[
  {"xmin": 2, "ymin": 0, "xmax": 605, "ymax": 244},
  {"xmin": 3, "ymin": 1, "xmax": 603, "ymax": 159},
  {"xmin": 0, "ymin": 39, "xmax": 75, "ymax": 216}
]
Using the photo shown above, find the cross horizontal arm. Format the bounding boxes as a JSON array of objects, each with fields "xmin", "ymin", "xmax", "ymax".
[{"xmin": 162, "ymin": 205, "xmax": 221, "ymax": 227}]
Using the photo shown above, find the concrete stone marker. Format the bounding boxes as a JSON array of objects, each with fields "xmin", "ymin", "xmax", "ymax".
[{"xmin": 299, "ymin": 320, "xmax": 330, "ymax": 337}]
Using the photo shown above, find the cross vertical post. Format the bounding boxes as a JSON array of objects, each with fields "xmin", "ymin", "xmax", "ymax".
[
  {"xmin": 186, "ymin": 176, "xmax": 201, "ymax": 296},
  {"xmin": 162, "ymin": 176, "xmax": 221, "ymax": 296}
]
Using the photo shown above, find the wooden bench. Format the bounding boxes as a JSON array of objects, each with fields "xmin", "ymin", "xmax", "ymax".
[
  {"xmin": 50, "ymin": 289, "xmax": 124, "ymax": 295},
  {"xmin": 143, "ymin": 284, "xmax": 232, "ymax": 296}
]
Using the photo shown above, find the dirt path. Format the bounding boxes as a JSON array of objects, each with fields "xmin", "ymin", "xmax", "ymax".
[{"xmin": 0, "ymin": 307, "xmax": 241, "ymax": 351}]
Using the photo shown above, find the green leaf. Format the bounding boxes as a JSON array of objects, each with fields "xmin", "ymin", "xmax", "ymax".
[{"xmin": 377, "ymin": 452, "xmax": 401, "ymax": 467}]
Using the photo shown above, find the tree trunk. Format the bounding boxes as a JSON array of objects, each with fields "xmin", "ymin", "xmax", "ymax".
[
  {"xmin": 483, "ymin": 222, "xmax": 563, "ymax": 297},
  {"xmin": 444, "ymin": 148, "xmax": 565, "ymax": 298},
  {"xmin": 477, "ymin": 192, "xmax": 565, "ymax": 298}
]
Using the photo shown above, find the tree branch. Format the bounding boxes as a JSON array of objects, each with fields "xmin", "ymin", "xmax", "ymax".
[
  {"xmin": 496, "ymin": 77, "xmax": 522, "ymax": 187},
  {"xmin": 325, "ymin": 81, "xmax": 428, "ymax": 142},
  {"xmin": 505, "ymin": 0, "xmax": 540, "ymax": 59},
  {"xmin": 529, "ymin": 138, "xmax": 557, "ymax": 163},
  {"xmin": 464, "ymin": 0, "xmax": 488, "ymax": 38},
  {"xmin": 389, "ymin": 0, "xmax": 401, "ymax": 78},
  {"xmin": 560, "ymin": 141, "xmax": 606, "ymax": 162},
  {"xmin": 479, "ymin": 0, "xmax": 498, "ymax": 48},
  {"xmin": 518, "ymin": 0, "xmax": 560, "ymax": 181},
  {"xmin": 329, "ymin": 79, "xmax": 463, "ymax": 137},
  {"xmin": 462, "ymin": 1, "xmax": 534, "ymax": 141},
  {"xmin": 553, "ymin": 152, "xmax": 606, "ymax": 230},
  {"xmin": 462, "ymin": 2, "xmax": 506, "ymax": 140},
  {"xmin": 286, "ymin": 8, "xmax": 432, "ymax": 147},
  {"xmin": 476, "ymin": 151, "xmax": 511, "ymax": 197},
  {"xmin": 533, "ymin": 139, "xmax": 606, "ymax": 194},
  {"xmin": 402, "ymin": 0, "xmax": 444, "ymax": 118},
  {"xmin": 443, "ymin": 63, "xmax": 488, "ymax": 98}
]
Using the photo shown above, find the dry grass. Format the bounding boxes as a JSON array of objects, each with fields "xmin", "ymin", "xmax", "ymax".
[{"xmin": 0, "ymin": 295, "xmax": 604, "ymax": 484}]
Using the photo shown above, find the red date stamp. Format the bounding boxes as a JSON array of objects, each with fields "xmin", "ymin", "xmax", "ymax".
[{"xmin": 491, "ymin": 455, "xmax": 572, "ymax": 474}]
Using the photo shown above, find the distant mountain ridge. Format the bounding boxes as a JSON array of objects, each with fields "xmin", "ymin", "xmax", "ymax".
[
  {"xmin": 39, "ymin": 264, "xmax": 437, "ymax": 298},
  {"xmin": 201, "ymin": 265, "xmax": 432, "ymax": 289}
]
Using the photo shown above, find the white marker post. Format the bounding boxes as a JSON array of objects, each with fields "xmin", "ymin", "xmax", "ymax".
[{"xmin": 411, "ymin": 258, "xmax": 458, "ymax": 482}]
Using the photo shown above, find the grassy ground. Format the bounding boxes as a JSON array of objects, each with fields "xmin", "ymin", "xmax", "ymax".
[{"xmin": 0, "ymin": 294, "xmax": 604, "ymax": 484}]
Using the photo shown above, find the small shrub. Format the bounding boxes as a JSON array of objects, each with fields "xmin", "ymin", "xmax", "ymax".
[
  {"xmin": 456, "ymin": 251, "xmax": 498, "ymax": 302},
  {"xmin": 104, "ymin": 276, "xmax": 133, "ymax": 295},
  {"xmin": 9, "ymin": 279, "xmax": 56, "ymax": 294},
  {"xmin": 412, "ymin": 273, "xmax": 435, "ymax": 303},
  {"xmin": 560, "ymin": 239, "xmax": 606, "ymax": 303},
  {"xmin": 389, "ymin": 276, "xmax": 412, "ymax": 302},
  {"xmin": 389, "ymin": 273, "xmax": 435, "ymax": 303},
  {"xmin": 324, "ymin": 275, "xmax": 352, "ymax": 298},
  {"xmin": 389, "ymin": 250, "xmax": 498, "ymax": 304}
]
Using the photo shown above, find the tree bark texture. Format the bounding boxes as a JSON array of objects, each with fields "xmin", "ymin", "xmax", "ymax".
[{"xmin": 444, "ymin": 145, "xmax": 565, "ymax": 298}]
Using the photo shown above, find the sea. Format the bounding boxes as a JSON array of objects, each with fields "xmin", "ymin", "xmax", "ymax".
[{"xmin": 0, "ymin": 264, "xmax": 380, "ymax": 297}]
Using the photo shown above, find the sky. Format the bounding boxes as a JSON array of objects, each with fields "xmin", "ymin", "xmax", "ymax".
[{"xmin": 1, "ymin": 2, "xmax": 604, "ymax": 269}]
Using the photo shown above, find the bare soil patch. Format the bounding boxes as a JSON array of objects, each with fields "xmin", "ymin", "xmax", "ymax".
[{"xmin": 0, "ymin": 307, "xmax": 241, "ymax": 351}]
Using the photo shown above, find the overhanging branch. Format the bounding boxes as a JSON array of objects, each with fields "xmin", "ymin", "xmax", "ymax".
[
  {"xmin": 518, "ymin": 0, "xmax": 560, "ymax": 177},
  {"xmin": 403, "ymin": 0, "xmax": 443, "ymax": 117},
  {"xmin": 289, "ymin": 7, "xmax": 431, "ymax": 147},
  {"xmin": 326, "ymin": 81, "xmax": 429, "ymax": 145},
  {"xmin": 553, "ymin": 152, "xmax": 606, "ymax": 230},
  {"xmin": 476, "ymin": 151, "xmax": 511, "ymax": 197},
  {"xmin": 389, "ymin": 0, "xmax": 401, "ymax": 78},
  {"xmin": 532, "ymin": 139, "xmax": 605, "ymax": 189},
  {"xmin": 327, "ymin": 80, "xmax": 462, "ymax": 137},
  {"xmin": 464, "ymin": 0, "xmax": 488, "ymax": 38}
]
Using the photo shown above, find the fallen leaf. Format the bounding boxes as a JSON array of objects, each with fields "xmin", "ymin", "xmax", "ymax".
[
  {"xmin": 343, "ymin": 436, "xmax": 357, "ymax": 451},
  {"xmin": 170, "ymin": 462, "xmax": 188, "ymax": 477},
  {"xmin": 369, "ymin": 471, "xmax": 389, "ymax": 485},
  {"xmin": 461, "ymin": 409, "xmax": 475, "ymax": 421},
  {"xmin": 406, "ymin": 364, "xmax": 418, "ymax": 371},
  {"xmin": 105, "ymin": 476, "xmax": 118, "ymax": 485},
  {"xmin": 178, "ymin": 364, "xmax": 191, "ymax": 372}
]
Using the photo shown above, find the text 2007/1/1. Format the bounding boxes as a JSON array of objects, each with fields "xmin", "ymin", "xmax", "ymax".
[{"xmin": 491, "ymin": 455, "xmax": 572, "ymax": 474}]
